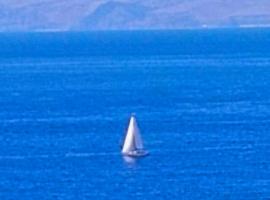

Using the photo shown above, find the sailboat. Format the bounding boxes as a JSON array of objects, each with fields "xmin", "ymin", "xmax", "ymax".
[{"xmin": 121, "ymin": 114, "xmax": 149, "ymax": 157}]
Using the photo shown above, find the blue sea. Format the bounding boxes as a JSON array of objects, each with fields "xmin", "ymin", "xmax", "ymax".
[{"xmin": 0, "ymin": 29, "xmax": 270, "ymax": 199}]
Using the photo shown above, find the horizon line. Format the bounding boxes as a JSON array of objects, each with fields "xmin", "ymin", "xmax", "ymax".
[{"xmin": 0, "ymin": 26, "xmax": 270, "ymax": 33}]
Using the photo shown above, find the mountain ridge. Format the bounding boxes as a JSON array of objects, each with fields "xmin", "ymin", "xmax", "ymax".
[{"xmin": 0, "ymin": 0, "xmax": 270, "ymax": 31}]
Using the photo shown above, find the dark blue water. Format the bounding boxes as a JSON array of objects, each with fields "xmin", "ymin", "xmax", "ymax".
[{"xmin": 0, "ymin": 29, "xmax": 270, "ymax": 199}]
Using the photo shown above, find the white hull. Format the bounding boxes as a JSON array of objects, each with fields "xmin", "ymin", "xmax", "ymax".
[{"xmin": 122, "ymin": 150, "xmax": 149, "ymax": 157}]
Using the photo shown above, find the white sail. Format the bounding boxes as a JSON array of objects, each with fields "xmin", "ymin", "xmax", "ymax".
[
  {"xmin": 122, "ymin": 115, "xmax": 143, "ymax": 153},
  {"xmin": 133, "ymin": 117, "xmax": 143, "ymax": 149}
]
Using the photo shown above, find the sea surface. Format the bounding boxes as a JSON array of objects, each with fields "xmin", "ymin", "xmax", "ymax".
[{"xmin": 0, "ymin": 29, "xmax": 270, "ymax": 199}]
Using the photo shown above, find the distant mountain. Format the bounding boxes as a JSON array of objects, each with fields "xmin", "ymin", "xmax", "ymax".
[{"xmin": 0, "ymin": 0, "xmax": 270, "ymax": 31}]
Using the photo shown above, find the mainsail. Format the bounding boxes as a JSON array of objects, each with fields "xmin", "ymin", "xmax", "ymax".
[{"xmin": 121, "ymin": 115, "xmax": 144, "ymax": 154}]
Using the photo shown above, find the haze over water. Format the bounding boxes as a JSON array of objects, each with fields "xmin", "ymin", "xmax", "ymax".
[{"xmin": 0, "ymin": 29, "xmax": 270, "ymax": 199}]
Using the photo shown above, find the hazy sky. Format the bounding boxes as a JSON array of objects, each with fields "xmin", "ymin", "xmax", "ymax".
[{"xmin": 0, "ymin": 0, "xmax": 270, "ymax": 31}]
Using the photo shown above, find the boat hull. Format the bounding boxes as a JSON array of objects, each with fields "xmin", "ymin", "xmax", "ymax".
[{"xmin": 122, "ymin": 150, "xmax": 149, "ymax": 157}]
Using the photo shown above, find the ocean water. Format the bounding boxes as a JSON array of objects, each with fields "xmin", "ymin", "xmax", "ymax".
[{"xmin": 0, "ymin": 29, "xmax": 270, "ymax": 199}]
